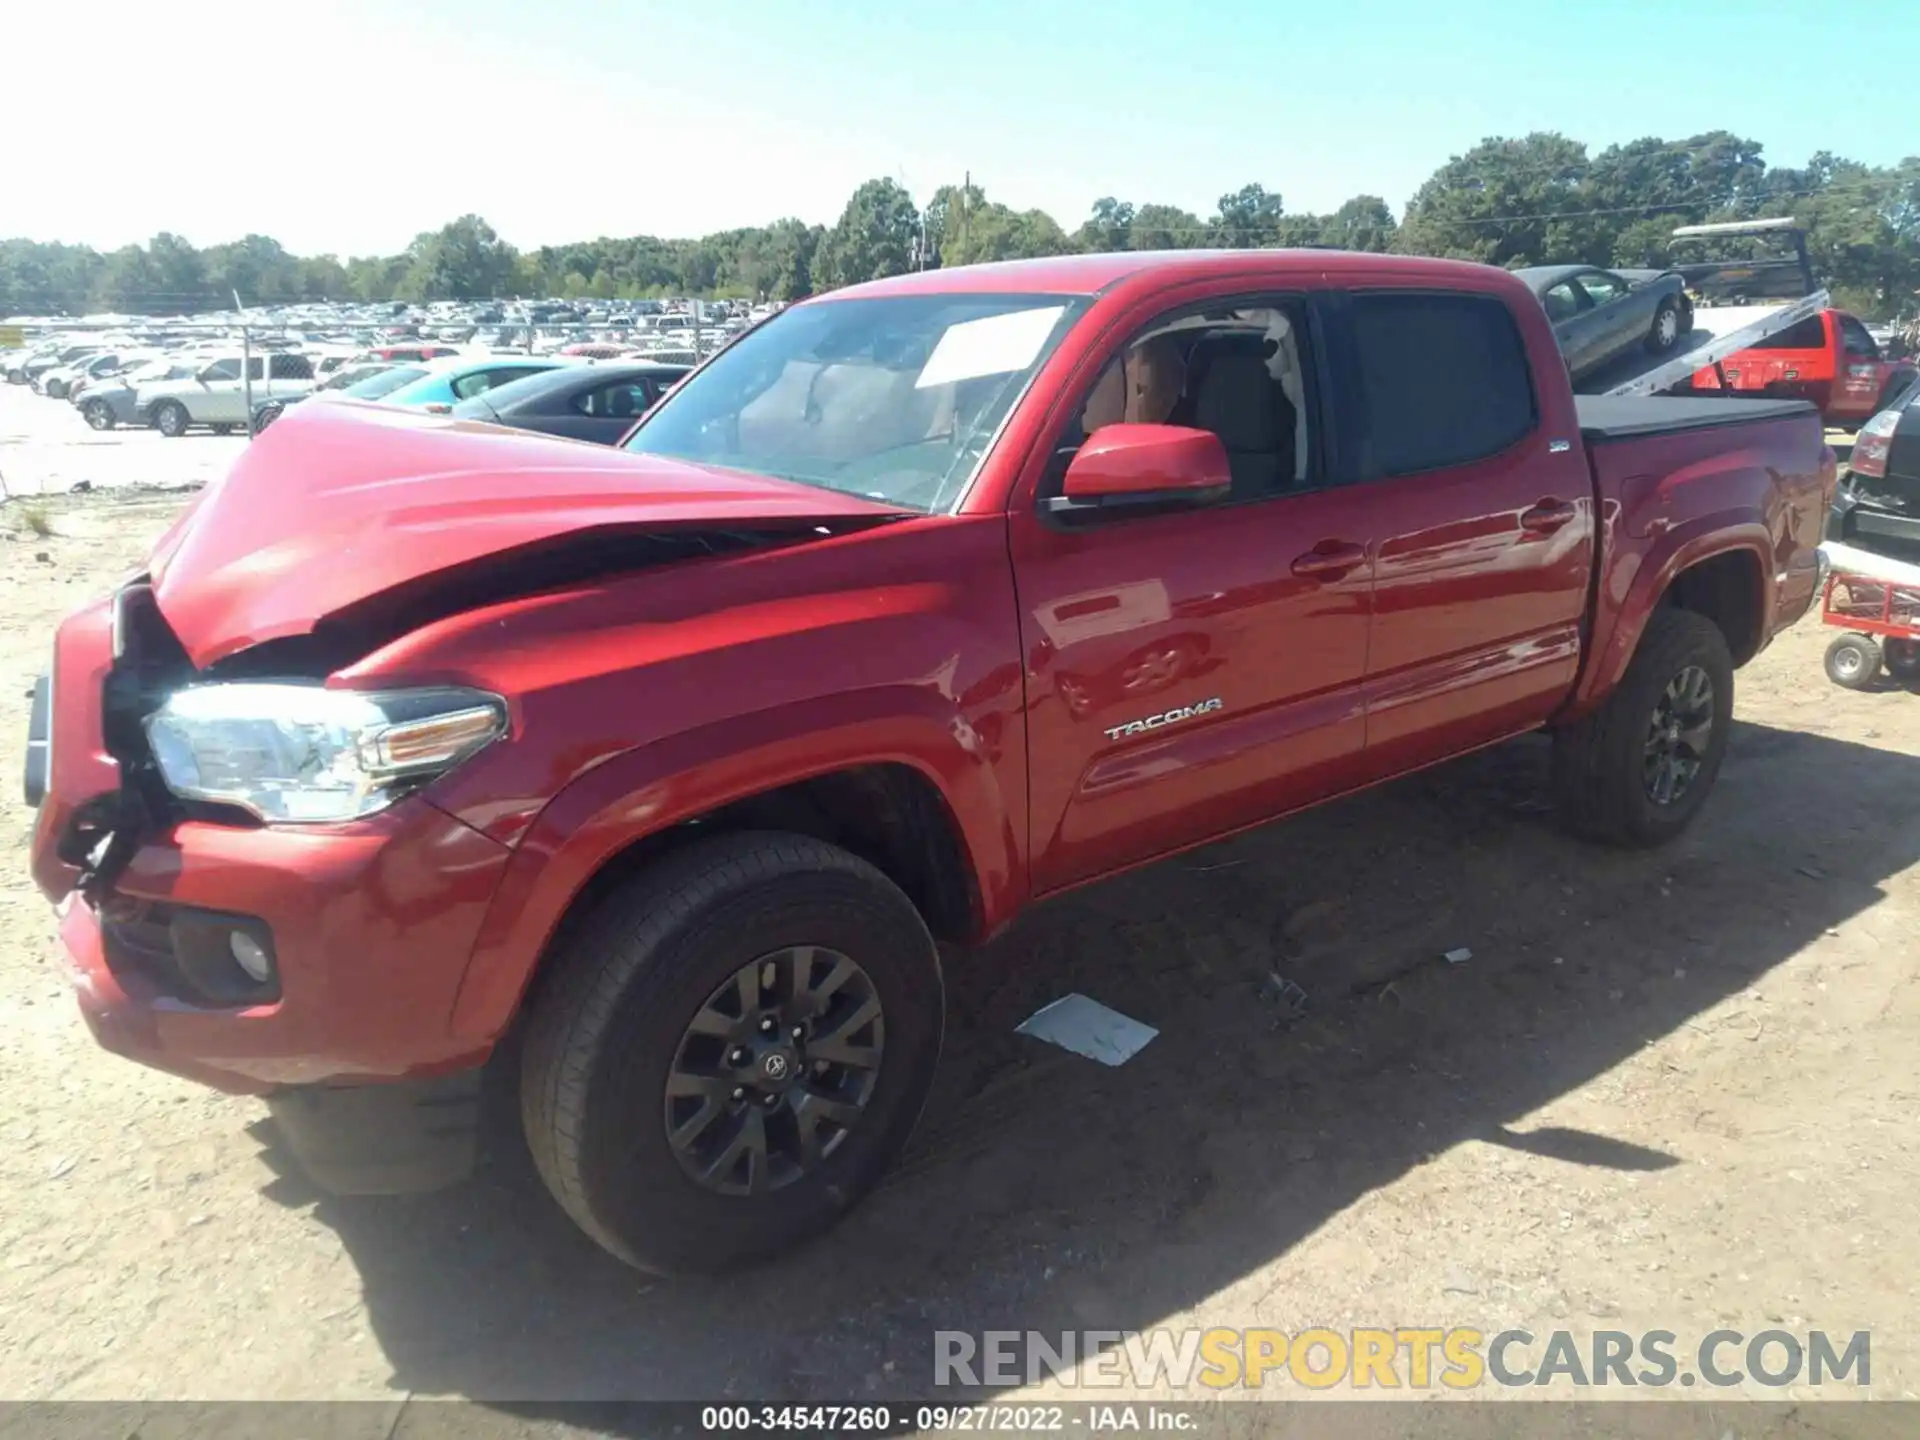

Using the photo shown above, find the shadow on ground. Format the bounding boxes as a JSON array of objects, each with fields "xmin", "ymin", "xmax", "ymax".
[{"xmin": 259, "ymin": 720, "xmax": 1920, "ymax": 1414}]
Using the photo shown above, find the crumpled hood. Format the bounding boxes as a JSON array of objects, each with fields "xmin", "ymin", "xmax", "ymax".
[{"xmin": 148, "ymin": 398, "xmax": 909, "ymax": 668}]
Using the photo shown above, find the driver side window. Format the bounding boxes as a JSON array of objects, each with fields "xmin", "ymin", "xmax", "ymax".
[
  {"xmin": 1575, "ymin": 272, "xmax": 1623, "ymax": 306},
  {"xmin": 1541, "ymin": 282, "xmax": 1582, "ymax": 323},
  {"xmin": 1060, "ymin": 300, "xmax": 1316, "ymax": 503}
]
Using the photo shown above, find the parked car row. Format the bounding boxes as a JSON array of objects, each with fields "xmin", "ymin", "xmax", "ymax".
[{"xmin": 3, "ymin": 328, "xmax": 696, "ymax": 447}]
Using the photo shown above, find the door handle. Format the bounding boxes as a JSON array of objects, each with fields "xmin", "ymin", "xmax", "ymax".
[
  {"xmin": 1520, "ymin": 499, "xmax": 1578, "ymax": 534},
  {"xmin": 1291, "ymin": 541, "xmax": 1367, "ymax": 580}
]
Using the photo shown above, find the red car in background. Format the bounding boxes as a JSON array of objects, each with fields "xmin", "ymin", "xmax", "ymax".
[
  {"xmin": 360, "ymin": 343, "xmax": 461, "ymax": 363},
  {"xmin": 1690, "ymin": 309, "xmax": 1917, "ymax": 426}
]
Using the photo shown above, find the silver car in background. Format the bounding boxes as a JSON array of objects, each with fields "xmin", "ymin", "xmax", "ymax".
[{"xmin": 1517, "ymin": 263, "xmax": 1694, "ymax": 381}]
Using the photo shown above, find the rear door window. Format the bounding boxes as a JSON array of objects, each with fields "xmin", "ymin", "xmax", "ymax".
[
  {"xmin": 1346, "ymin": 292, "xmax": 1537, "ymax": 478},
  {"xmin": 1751, "ymin": 315, "xmax": 1829, "ymax": 351},
  {"xmin": 1839, "ymin": 316, "xmax": 1880, "ymax": 359},
  {"xmin": 574, "ymin": 380, "xmax": 652, "ymax": 419}
]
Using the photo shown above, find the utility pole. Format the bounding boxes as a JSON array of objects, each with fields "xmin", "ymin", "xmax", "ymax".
[{"xmin": 235, "ymin": 289, "xmax": 254, "ymax": 439}]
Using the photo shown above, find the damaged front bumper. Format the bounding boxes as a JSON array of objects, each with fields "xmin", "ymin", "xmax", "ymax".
[{"xmin": 27, "ymin": 582, "xmax": 517, "ymax": 1192}]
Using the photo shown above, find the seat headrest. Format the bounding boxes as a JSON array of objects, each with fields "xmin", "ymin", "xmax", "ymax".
[{"xmin": 1194, "ymin": 354, "xmax": 1278, "ymax": 449}]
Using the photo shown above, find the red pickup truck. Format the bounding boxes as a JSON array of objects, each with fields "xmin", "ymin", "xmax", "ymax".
[
  {"xmin": 1689, "ymin": 308, "xmax": 1917, "ymax": 425},
  {"xmin": 25, "ymin": 251, "xmax": 1834, "ymax": 1274}
]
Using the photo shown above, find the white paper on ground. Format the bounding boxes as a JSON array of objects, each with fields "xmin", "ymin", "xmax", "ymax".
[
  {"xmin": 1015, "ymin": 993, "xmax": 1159, "ymax": 1067},
  {"xmin": 915, "ymin": 306, "xmax": 1066, "ymax": 390}
]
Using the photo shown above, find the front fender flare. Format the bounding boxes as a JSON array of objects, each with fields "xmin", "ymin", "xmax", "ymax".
[{"xmin": 444, "ymin": 684, "xmax": 1021, "ymax": 1042}]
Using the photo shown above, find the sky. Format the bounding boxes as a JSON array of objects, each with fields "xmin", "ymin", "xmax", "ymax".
[{"xmin": 8, "ymin": 0, "xmax": 1910, "ymax": 258}]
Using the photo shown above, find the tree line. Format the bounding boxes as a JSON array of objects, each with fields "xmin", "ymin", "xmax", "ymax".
[{"xmin": 4, "ymin": 131, "xmax": 1916, "ymax": 320}]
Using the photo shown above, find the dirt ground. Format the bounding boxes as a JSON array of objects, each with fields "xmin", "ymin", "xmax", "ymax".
[{"xmin": 0, "ymin": 387, "xmax": 1916, "ymax": 1417}]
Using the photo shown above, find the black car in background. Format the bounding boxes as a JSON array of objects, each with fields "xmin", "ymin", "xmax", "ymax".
[
  {"xmin": 1828, "ymin": 378, "xmax": 1920, "ymax": 557},
  {"xmin": 449, "ymin": 360, "xmax": 690, "ymax": 444}
]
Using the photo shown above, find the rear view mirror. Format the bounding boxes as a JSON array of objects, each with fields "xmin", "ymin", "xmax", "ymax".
[{"xmin": 1045, "ymin": 423, "xmax": 1232, "ymax": 517}]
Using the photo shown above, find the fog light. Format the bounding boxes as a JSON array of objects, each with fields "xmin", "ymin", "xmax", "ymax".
[{"xmin": 229, "ymin": 931, "xmax": 273, "ymax": 983}]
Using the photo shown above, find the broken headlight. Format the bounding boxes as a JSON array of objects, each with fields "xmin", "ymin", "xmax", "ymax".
[{"xmin": 144, "ymin": 683, "xmax": 506, "ymax": 823}]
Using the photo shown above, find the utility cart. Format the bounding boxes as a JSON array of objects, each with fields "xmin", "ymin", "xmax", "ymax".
[{"xmin": 1818, "ymin": 540, "xmax": 1920, "ymax": 689}]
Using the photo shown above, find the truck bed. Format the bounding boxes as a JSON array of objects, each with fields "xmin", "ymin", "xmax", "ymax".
[{"xmin": 1576, "ymin": 393, "xmax": 1818, "ymax": 442}]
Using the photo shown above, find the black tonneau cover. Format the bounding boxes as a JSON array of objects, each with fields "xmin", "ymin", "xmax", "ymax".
[{"xmin": 1576, "ymin": 393, "xmax": 1816, "ymax": 443}]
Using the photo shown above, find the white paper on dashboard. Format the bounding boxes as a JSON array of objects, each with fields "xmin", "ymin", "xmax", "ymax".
[{"xmin": 915, "ymin": 306, "xmax": 1066, "ymax": 389}]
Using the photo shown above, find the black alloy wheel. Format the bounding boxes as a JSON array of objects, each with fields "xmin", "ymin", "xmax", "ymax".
[
  {"xmin": 1643, "ymin": 664, "xmax": 1715, "ymax": 806},
  {"xmin": 664, "ymin": 945, "xmax": 883, "ymax": 1196}
]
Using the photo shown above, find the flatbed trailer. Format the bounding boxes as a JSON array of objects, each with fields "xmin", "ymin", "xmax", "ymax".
[{"xmin": 1574, "ymin": 218, "xmax": 1833, "ymax": 400}]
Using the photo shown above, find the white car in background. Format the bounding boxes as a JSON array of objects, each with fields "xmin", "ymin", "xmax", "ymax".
[
  {"xmin": 73, "ymin": 355, "xmax": 215, "ymax": 430},
  {"xmin": 134, "ymin": 351, "xmax": 319, "ymax": 436}
]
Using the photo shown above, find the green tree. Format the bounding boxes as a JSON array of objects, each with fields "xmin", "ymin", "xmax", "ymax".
[
  {"xmin": 1320, "ymin": 195, "xmax": 1398, "ymax": 252},
  {"xmin": 145, "ymin": 232, "xmax": 209, "ymax": 309},
  {"xmin": 395, "ymin": 215, "xmax": 522, "ymax": 300},
  {"xmin": 1209, "ymin": 183, "xmax": 1284, "ymax": 248},
  {"xmin": 1074, "ymin": 196, "xmax": 1135, "ymax": 253},
  {"xmin": 1397, "ymin": 132, "xmax": 1590, "ymax": 266},
  {"xmin": 813, "ymin": 178, "xmax": 921, "ymax": 290},
  {"xmin": 1128, "ymin": 203, "xmax": 1206, "ymax": 250}
]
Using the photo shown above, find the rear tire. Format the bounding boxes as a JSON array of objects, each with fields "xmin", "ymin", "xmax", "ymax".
[
  {"xmin": 1827, "ymin": 633, "xmax": 1885, "ymax": 690},
  {"xmin": 1551, "ymin": 608, "xmax": 1734, "ymax": 847},
  {"xmin": 519, "ymin": 831, "xmax": 944, "ymax": 1274},
  {"xmin": 153, "ymin": 401, "xmax": 189, "ymax": 438}
]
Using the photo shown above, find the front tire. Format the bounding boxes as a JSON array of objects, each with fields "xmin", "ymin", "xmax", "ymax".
[
  {"xmin": 82, "ymin": 399, "xmax": 115, "ymax": 430},
  {"xmin": 519, "ymin": 831, "xmax": 944, "ymax": 1274},
  {"xmin": 1646, "ymin": 297, "xmax": 1684, "ymax": 355},
  {"xmin": 1826, "ymin": 633, "xmax": 1884, "ymax": 690},
  {"xmin": 1551, "ymin": 608, "xmax": 1734, "ymax": 847},
  {"xmin": 153, "ymin": 400, "xmax": 189, "ymax": 438}
]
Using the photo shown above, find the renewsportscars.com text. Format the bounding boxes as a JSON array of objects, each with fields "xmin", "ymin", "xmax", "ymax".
[{"xmin": 934, "ymin": 1327, "xmax": 1871, "ymax": 1391}]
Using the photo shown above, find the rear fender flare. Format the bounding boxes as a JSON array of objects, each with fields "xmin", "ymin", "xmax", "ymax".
[
  {"xmin": 445, "ymin": 685, "xmax": 1020, "ymax": 1042},
  {"xmin": 1561, "ymin": 514, "xmax": 1772, "ymax": 723}
]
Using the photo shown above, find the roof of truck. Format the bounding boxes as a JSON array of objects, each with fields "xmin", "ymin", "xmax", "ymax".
[{"xmin": 826, "ymin": 249, "xmax": 1509, "ymax": 300}]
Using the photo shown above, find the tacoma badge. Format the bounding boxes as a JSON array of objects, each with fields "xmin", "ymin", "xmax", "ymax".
[{"xmin": 1104, "ymin": 698, "xmax": 1224, "ymax": 742}]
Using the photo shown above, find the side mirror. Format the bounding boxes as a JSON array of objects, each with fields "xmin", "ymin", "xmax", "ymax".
[{"xmin": 1044, "ymin": 424, "xmax": 1231, "ymax": 517}]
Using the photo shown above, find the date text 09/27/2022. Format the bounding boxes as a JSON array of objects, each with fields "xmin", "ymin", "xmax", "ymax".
[{"xmin": 699, "ymin": 1405, "xmax": 1192, "ymax": 1432}]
